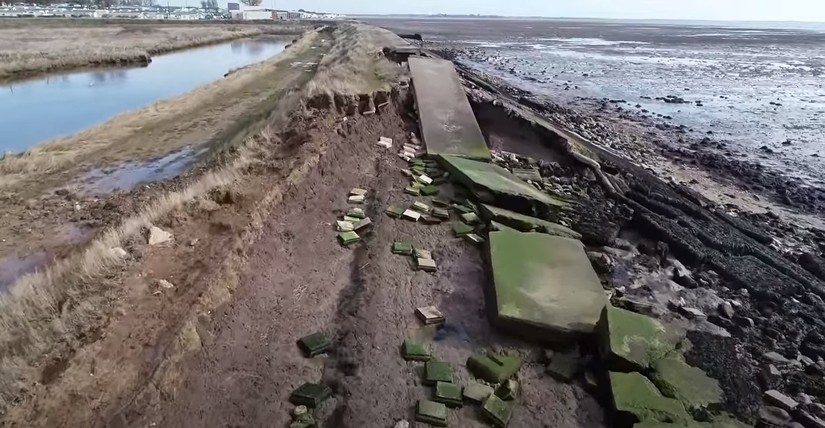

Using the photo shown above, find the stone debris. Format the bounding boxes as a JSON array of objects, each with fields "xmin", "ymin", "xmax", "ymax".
[
  {"xmin": 297, "ymin": 332, "xmax": 331, "ymax": 357},
  {"xmin": 412, "ymin": 201, "xmax": 431, "ymax": 214},
  {"xmin": 348, "ymin": 194, "xmax": 365, "ymax": 204},
  {"xmin": 289, "ymin": 383, "xmax": 332, "ymax": 407},
  {"xmin": 434, "ymin": 381, "xmax": 463, "ymax": 407},
  {"xmin": 385, "ymin": 206, "xmax": 405, "ymax": 218},
  {"xmin": 764, "ymin": 389, "xmax": 799, "ymax": 412},
  {"xmin": 157, "ymin": 279, "xmax": 175, "ymax": 289},
  {"xmin": 424, "ymin": 361, "xmax": 453, "ymax": 385},
  {"xmin": 420, "ymin": 185, "xmax": 440, "ymax": 196},
  {"xmin": 354, "ymin": 217, "xmax": 372, "ymax": 232},
  {"xmin": 461, "ymin": 212, "xmax": 481, "ymax": 225},
  {"xmin": 482, "ymin": 394, "xmax": 513, "ymax": 428},
  {"xmin": 349, "ymin": 188, "xmax": 368, "ymax": 196},
  {"xmin": 343, "ymin": 215, "xmax": 360, "ymax": 223},
  {"xmin": 148, "ymin": 225, "xmax": 173, "ymax": 246},
  {"xmin": 453, "ymin": 222, "xmax": 475, "ymax": 237},
  {"xmin": 377, "ymin": 136, "xmax": 393, "ymax": 148},
  {"xmin": 402, "ymin": 209, "xmax": 421, "ymax": 222},
  {"xmin": 415, "ymin": 399, "xmax": 448, "ymax": 427},
  {"xmin": 416, "ymin": 257, "xmax": 437, "ymax": 272},
  {"xmin": 679, "ymin": 306, "xmax": 706, "ymax": 320},
  {"xmin": 718, "ymin": 301, "xmax": 735, "ymax": 319},
  {"xmin": 495, "ymin": 378, "xmax": 518, "ymax": 401},
  {"xmin": 467, "ymin": 354, "xmax": 521, "ymax": 384},
  {"xmin": 336, "ymin": 220, "xmax": 354, "ymax": 232},
  {"xmin": 421, "ymin": 215, "xmax": 442, "ymax": 225},
  {"xmin": 417, "ymin": 174, "xmax": 433, "ymax": 185},
  {"xmin": 393, "ymin": 421, "xmax": 410, "ymax": 428},
  {"xmin": 338, "ymin": 231, "xmax": 360, "ymax": 246},
  {"xmin": 404, "ymin": 186, "xmax": 421, "ymax": 196},
  {"xmin": 608, "ymin": 371, "xmax": 690, "ymax": 425},
  {"xmin": 464, "ymin": 233, "xmax": 485, "ymax": 245},
  {"xmin": 432, "ymin": 208, "xmax": 450, "ymax": 219},
  {"xmin": 416, "ymin": 306, "xmax": 445, "ymax": 325},
  {"xmin": 392, "ymin": 241, "xmax": 414, "ymax": 255},
  {"xmin": 463, "ymin": 381, "xmax": 494, "ymax": 403},
  {"xmin": 347, "ymin": 207, "xmax": 365, "ymax": 219},
  {"xmin": 402, "ymin": 340, "xmax": 431, "ymax": 361},
  {"xmin": 414, "ymin": 248, "xmax": 433, "ymax": 260}
]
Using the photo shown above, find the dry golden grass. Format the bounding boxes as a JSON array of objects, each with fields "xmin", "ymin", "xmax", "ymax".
[{"xmin": 0, "ymin": 22, "xmax": 308, "ymax": 81}]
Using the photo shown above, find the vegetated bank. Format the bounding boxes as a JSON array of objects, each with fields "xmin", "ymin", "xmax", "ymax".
[{"xmin": 0, "ymin": 18, "xmax": 314, "ymax": 82}]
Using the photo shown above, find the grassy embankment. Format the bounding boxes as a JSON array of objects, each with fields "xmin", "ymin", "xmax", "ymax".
[
  {"xmin": 0, "ymin": 19, "xmax": 312, "ymax": 82},
  {"xmin": 0, "ymin": 23, "xmax": 404, "ymax": 418}
]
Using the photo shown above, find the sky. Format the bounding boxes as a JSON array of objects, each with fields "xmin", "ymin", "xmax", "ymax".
[{"xmin": 261, "ymin": 0, "xmax": 825, "ymax": 22}]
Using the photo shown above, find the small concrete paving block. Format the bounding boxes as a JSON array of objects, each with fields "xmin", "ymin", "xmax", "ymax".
[
  {"xmin": 338, "ymin": 231, "xmax": 360, "ymax": 246},
  {"xmin": 421, "ymin": 185, "xmax": 440, "ymax": 196},
  {"xmin": 336, "ymin": 221, "xmax": 354, "ymax": 232},
  {"xmin": 412, "ymin": 201, "xmax": 432, "ymax": 213},
  {"xmin": 461, "ymin": 212, "xmax": 481, "ymax": 225},
  {"xmin": 343, "ymin": 215, "xmax": 361, "ymax": 223},
  {"xmin": 404, "ymin": 186, "xmax": 422, "ymax": 196},
  {"xmin": 402, "ymin": 340, "xmax": 431, "ymax": 362},
  {"xmin": 348, "ymin": 194, "xmax": 365, "ymax": 204},
  {"xmin": 463, "ymin": 381, "xmax": 494, "ymax": 403},
  {"xmin": 434, "ymin": 381, "xmax": 463, "ymax": 408},
  {"xmin": 495, "ymin": 379, "xmax": 518, "ymax": 401},
  {"xmin": 349, "ymin": 188, "xmax": 368, "ymax": 196},
  {"xmin": 347, "ymin": 207, "xmax": 365, "ymax": 219},
  {"xmin": 416, "ymin": 306, "xmax": 445, "ymax": 325},
  {"xmin": 386, "ymin": 206, "xmax": 405, "ymax": 218},
  {"xmin": 392, "ymin": 241, "xmax": 414, "ymax": 255},
  {"xmin": 467, "ymin": 354, "xmax": 521, "ymax": 384},
  {"xmin": 451, "ymin": 203, "xmax": 474, "ymax": 214},
  {"xmin": 464, "ymin": 233, "xmax": 485, "ymax": 245},
  {"xmin": 415, "ymin": 400, "xmax": 448, "ymax": 427},
  {"xmin": 453, "ymin": 222, "xmax": 475, "ymax": 237},
  {"xmin": 421, "ymin": 215, "xmax": 442, "ymax": 225},
  {"xmin": 354, "ymin": 217, "xmax": 372, "ymax": 231},
  {"xmin": 297, "ymin": 332, "xmax": 331, "ymax": 357},
  {"xmin": 432, "ymin": 208, "xmax": 450, "ymax": 219},
  {"xmin": 414, "ymin": 248, "xmax": 432, "ymax": 259},
  {"xmin": 432, "ymin": 199, "xmax": 451, "ymax": 208},
  {"xmin": 425, "ymin": 361, "xmax": 453, "ymax": 385},
  {"xmin": 482, "ymin": 394, "xmax": 513, "ymax": 428},
  {"xmin": 290, "ymin": 383, "xmax": 332, "ymax": 407},
  {"xmin": 765, "ymin": 389, "xmax": 799, "ymax": 412},
  {"xmin": 417, "ymin": 174, "xmax": 434, "ymax": 185},
  {"xmin": 402, "ymin": 209, "xmax": 422, "ymax": 221},
  {"xmin": 417, "ymin": 258, "xmax": 437, "ymax": 272}
]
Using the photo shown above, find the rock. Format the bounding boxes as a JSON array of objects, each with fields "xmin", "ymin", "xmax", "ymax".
[
  {"xmin": 651, "ymin": 354, "xmax": 723, "ymax": 412},
  {"xmin": 598, "ymin": 305, "xmax": 682, "ymax": 372},
  {"xmin": 764, "ymin": 389, "xmax": 799, "ymax": 412},
  {"xmin": 733, "ymin": 315, "xmax": 755, "ymax": 329},
  {"xmin": 680, "ymin": 307, "xmax": 707, "ymax": 320},
  {"xmin": 157, "ymin": 279, "xmax": 175, "ymax": 289},
  {"xmin": 759, "ymin": 406, "xmax": 792, "ymax": 427},
  {"xmin": 587, "ymin": 251, "xmax": 615, "ymax": 274},
  {"xmin": 495, "ymin": 378, "xmax": 519, "ymax": 401},
  {"xmin": 718, "ymin": 302, "xmax": 735, "ymax": 319},
  {"xmin": 796, "ymin": 410, "xmax": 825, "ymax": 428},
  {"xmin": 393, "ymin": 421, "xmax": 410, "ymax": 428},
  {"xmin": 608, "ymin": 371, "xmax": 690, "ymax": 425},
  {"xmin": 147, "ymin": 225, "xmax": 173, "ymax": 245},
  {"xmin": 110, "ymin": 247, "xmax": 128, "ymax": 258},
  {"xmin": 298, "ymin": 332, "xmax": 332, "ymax": 358},
  {"xmin": 292, "ymin": 405, "xmax": 308, "ymax": 418}
]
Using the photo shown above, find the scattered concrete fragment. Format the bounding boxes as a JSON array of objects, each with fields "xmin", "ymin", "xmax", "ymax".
[
  {"xmin": 402, "ymin": 340, "xmax": 431, "ymax": 362},
  {"xmin": 461, "ymin": 212, "xmax": 481, "ymax": 225},
  {"xmin": 416, "ymin": 306, "xmax": 445, "ymax": 325},
  {"xmin": 412, "ymin": 201, "xmax": 432, "ymax": 213},
  {"xmin": 354, "ymin": 217, "xmax": 372, "ymax": 232},
  {"xmin": 452, "ymin": 222, "xmax": 475, "ymax": 237},
  {"xmin": 338, "ymin": 231, "xmax": 360, "ymax": 246},
  {"xmin": 651, "ymin": 354, "xmax": 723, "ymax": 412},
  {"xmin": 148, "ymin": 225, "xmax": 173, "ymax": 246},
  {"xmin": 347, "ymin": 207, "xmax": 365, "ymax": 219},
  {"xmin": 157, "ymin": 279, "xmax": 175, "ymax": 289},
  {"xmin": 467, "ymin": 354, "xmax": 521, "ymax": 384},
  {"xmin": 432, "ymin": 208, "xmax": 450, "ymax": 219},
  {"xmin": 416, "ymin": 257, "xmax": 437, "ymax": 272},
  {"xmin": 464, "ymin": 233, "xmax": 485, "ymax": 245},
  {"xmin": 764, "ymin": 390, "xmax": 799, "ymax": 412},
  {"xmin": 478, "ymin": 204, "xmax": 582, "ymax": 239},
  {"xmin": 463, "ymin": 381, "xmax": 494, "ymax": 403},
  {"xmin": 402, "ymin": 209, "xmax": 421, "ymax": 222},
  {"xmin": 424, "ymin": 361, "xmax": 454, "ymax": 385},
  {"xmin": 608, "ymin": 371, "xmax": 690, "ymax": 425},
  {"xmin": 415, "ymin": 399, "xmax": 448, "ymax": 427},
  {"xmin": 385, "ymin": 206, "xmax": 405, "ymax": 218},
  {"xmin": 598, "ymin": 304, "xmax": 682, "ymax": 372},
  {"xmin": 495, "ymin": 379, "xmax": 518, "ymax": 401},
  {"xmin": 290, "ymin": 383, "xmax": 332, "ymax": 407},
  {"xmin": 482, "ymin": 394, "xmax": 514, "ymax": 428},
  {"xmin": 392, "ymin": 241, "xmax": 413, "ymax": 255},
  {"xmin": 297, "ymin": 332, "xmax": 331, "ymax": 357},
  {"xmin": 348, "ymin": 194, "xmax": 365, "ymax": 204},
  {"xmin": 404, "ymin": 186, "xmax": 421, "ymax": 196},
  {"xmin": 488, "ymin": 230, "xmax": 606, "ymax": 340},
  {"xmin": 434, "ymin": 381, "xmax": 463, "ymax": 408},
  {"xmin": 349, "ymin": 188, "xmax": 368, "ymax": 196},
  {"xmin": 336, "ymin": 220, "xmax": 354, "ymax": 232}
]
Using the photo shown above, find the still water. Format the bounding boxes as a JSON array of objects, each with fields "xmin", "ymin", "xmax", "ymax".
[{"xmin": 0, "ymin": 37, "xmax": 287, "ymax": 154}]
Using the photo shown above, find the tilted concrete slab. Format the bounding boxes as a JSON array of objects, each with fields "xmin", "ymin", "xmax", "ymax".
[
  {"xmin": 408, "ymin": 57, "xmax": 491, "ymax": 160},
  {"xmin": 479, "ymin": 204, "xmax": 581, "ymax": 240},
  {"xmin": 439, "ymin": 155, "xmax": 569, "ymax": 218},
  {"xmin": 487, "ymin": 229, "xmax": 606, "ymax": 341}
]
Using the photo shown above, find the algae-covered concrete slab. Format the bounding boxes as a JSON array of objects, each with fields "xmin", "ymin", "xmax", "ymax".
[
  {"xmin": 488, "ymin": 230, "xmax": 606, "ymax": 340},
  {"xmin": 652, "ymin": 354, "xmax": 723, "ymax": 412},
  {"xmin": 479, "ymin": 204, "xmax": 581, "ymax": 239},
  {"xmin": 609, "ymin": 371, "xmax": 690, "ymax": 425},
  {"xmin": 409, "ymin": 57, "xmax": 491, "ymax": 161},
  {"xmin": 598, "ymin": 305, "xmax": 682, "ymax": 372},
  {"xmin": 439, "ymin": 155, "xmax": 569, "ymax": 217}
]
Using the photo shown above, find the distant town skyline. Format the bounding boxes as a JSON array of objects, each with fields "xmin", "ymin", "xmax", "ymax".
[{"xmin": 224, "ymin": 0, "xmax": 825, "ymax": 22}]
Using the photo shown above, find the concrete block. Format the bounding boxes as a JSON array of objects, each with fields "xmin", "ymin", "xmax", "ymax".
[
  {"xmin": 336, "ymin": 221, "xmax": 354, "ymax": 232},
  {"xmin": 434, "ymin": 381, "xmax": 463, "ymax": 408},
  {"xmin": 402, "ymin": 340, "xmax": 431, "ymax": 362},
  {"xmin": 392, "ymin": 241, "xmax": 413, "ymax": 255},
  {"xmin": 764, "ymin": 390, "xmax": 798, "ymax": 412},
  {"xmin": 461, "ymin": 212, "xmax": 481, "ymax": 225},
  {"xmin": 412, "ymin": 201, "xmax": 432, "ymax": 213},
  {"xmin": 598, "ymin": 305, "xmax": 682, "ymax": 372},
  {"xmin": 415, "ymin": 400, "xmax": 448, "ymax": 427},
  {"xmin": 354, "ymin": 217, "xmax": 372, "ymax": 231},
  {"xmin": 417, "ymin": 258, "xmax": 437, "ymax": 272},
  {"xmin": 404, "ymin": 186, "xmax": 421, "ymax": 196},
  {"xmin": 297, "ymin": 332, "xmax": 331, "ymax": 357},
  {"xmin": 421, "ymin": 215, "xmax": 442, "ymax": 225},
  {"xmin": 385, "ymin": 206, "xmax": 405, "ymax": 218},
  {"xmin": 290, "ymin": 383, "xmax": 332, "ymax": 407},
  {"xmin": 452, "ymin": 222, "xmax": 475, "ymax": 237},
  {"xmin": 467, "ymin": 354, "xmax": 521, "ymax": 384},
  {"xmin": 417, "ymin": 174, "xmax": 434, "ymax": 185},
  {"xmin": 338, "ymin": 231, "xmax": 360, "ymax": 246},
  {"xmin": 464, "ymin": 233, "xmax": 485, "ymax": 245},
  {"xmin": 495, "ymin": 379, "xmax": 518, "ymax": 401},
  {"xmin": 651, "ymin": 354, "xmax": 723, "ymax": 412},
  {"xmin": 608, "ymin": 372, "xmax": 690, "ymax": 425},
  {"xmin": 349, "ymin": 188, "xmax": 368, "ymax": 196},
  {"xmin": 421, "ymin": 185, "xmax": 440, "ymax": 196},
  {"xmin": 346, "ymin": 208, "xmax": 365, "ymax": 219},
  {"xmin": 416, "ymin": 306, "xmax": 445, "ymax": 325},
  {"xmin": 402, "ymin": 209, "xmax": 421, "ymax": 222},
  {"xmin": 463, "ymin": 381, "xmax": 494, "ymax": 403},
  {"xmin": 479, "ymin": 204, "xmax": 581, "ymax": 239},
  {"xmin": 414, "ymin": 248, "xmax": 432, "ymax": 259},
  {"xmin": 343, "ymin": 215, "xmax": 361, "ymax": 223},
  {"xmin": 348, "ymin": 194, "xmax": 365, "ymax": 204},
  {"xmin": 425, "ymin": 361, "xmax": 453, "ymax": 385},
  {"xmin": 482, "ymin": 394, "xmax": 513, "ymax": 428},
  {"xmin": 432, "ymin": 208, "xmax": 450, "ymax": 219}
]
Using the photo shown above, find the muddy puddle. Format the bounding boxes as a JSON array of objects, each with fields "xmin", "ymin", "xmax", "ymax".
[{"xmin": 78, "ymin": 147, "xmax": 204, "ymax": 195}]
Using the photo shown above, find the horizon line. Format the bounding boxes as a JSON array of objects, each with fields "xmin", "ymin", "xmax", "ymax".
[{"xmin": 352, "ymin": 14, "xmax": 825, "ymax": 25}]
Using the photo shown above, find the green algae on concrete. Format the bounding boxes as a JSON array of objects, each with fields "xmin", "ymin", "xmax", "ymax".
[
  {"xmin": 438, "ymin": 155, "xmax": 569, "ymax": 217},
  {"xmin": 479, "ymin": 204, "xmax": 582, "ymax": 240},
  {"xmin": 488, "ymin": 230, "xmax": 606, "ymax": 339},
  {"xmin": 609, "ymin": 371, "xmax": 690, "ymax": 425},
  {"xmin": 598, "ymin": 305, "xmax": 682, "ymax": 372},
  {"xmin": 402, "ymin": 340, "xmax": 431, "ymax": 362},
  {"xmin": 632, "ymin": 413, "xmax": 751, "ymax": 428},
  {"xmin": 482, "ymin": 394, "xmax": 514, "ymax": 428},
  {"xmin": 434, "ymin": 381, "xmax": 464, "ymax": 408},
  {"xmin": 463, "ymin": 381, "xmax": 494, "ymax": 403},
  {"xmin": 416, "ymin": 399, "xmax": 449, "ymax": 427},
  {"xmin": 651, "ymin": 354, "xmax": 723, "ymax": 412},
  {"xmin": 425, "ymin": 361, "xmax": 453, "ymax": 385},
  {"xmin": 467, "ymin": 354, "xmax": 521, "ymax": 384},
  {"xmin": 452, "ymin": 222, "xmax": 475, "ymax": 237}
]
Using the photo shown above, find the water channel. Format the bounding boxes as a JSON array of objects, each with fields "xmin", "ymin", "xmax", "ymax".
[{"xmin": 0, "ymin": 37, "xmax": 288, "ymax": 153}]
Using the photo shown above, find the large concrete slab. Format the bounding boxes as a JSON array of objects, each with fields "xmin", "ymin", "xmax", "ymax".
[
  {"xmin": 439, "ymin": 155, "xmax": 569, "ymax": 218},
  {"xmin": 487, "ymin": 229, "xmax": 606, "ymax": 341},
  {"xmin": 408, "ymin": 57, "xmax": 491, "ymax": 160},
  {"xmin": 479, "ymin": 204, "xmax": 580, "ymax": 240}
]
